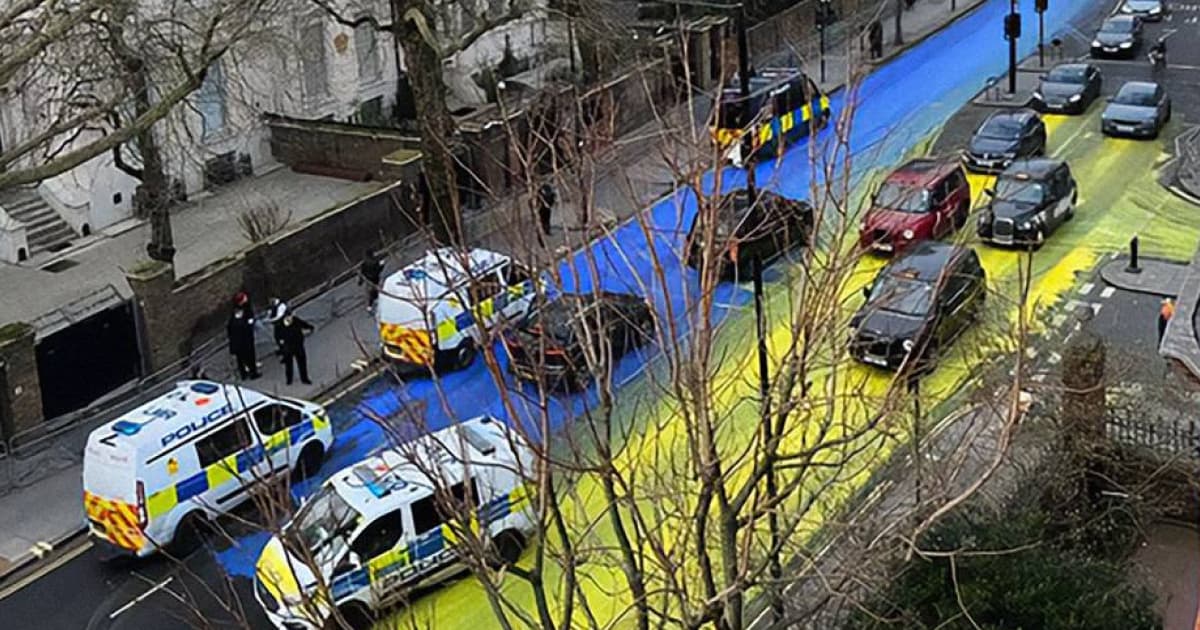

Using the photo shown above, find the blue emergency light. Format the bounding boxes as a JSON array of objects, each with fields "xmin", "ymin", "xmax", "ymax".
[{"xmin": 112, "ymin": 420, "xmax": 144, "ymax": 436}]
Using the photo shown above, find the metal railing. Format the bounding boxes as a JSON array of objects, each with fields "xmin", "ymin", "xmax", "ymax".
[{"xmin": 1107, "ymin": 416, "xmax": 1200, "ymax": 462}]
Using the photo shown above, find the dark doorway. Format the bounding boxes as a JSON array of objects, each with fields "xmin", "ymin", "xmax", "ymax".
[{"xmin": 36, "ymin": 302, "xmax": 141, "ymax": 419}]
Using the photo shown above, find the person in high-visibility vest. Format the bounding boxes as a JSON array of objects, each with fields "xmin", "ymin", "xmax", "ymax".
[{"xmin": 1158, "ymin": 297, "xmax": 1176, "ymax": 345}]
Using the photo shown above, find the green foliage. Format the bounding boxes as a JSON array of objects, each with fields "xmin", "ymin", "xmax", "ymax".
[{"xmin": 846, "ymin": 504, "xmax": 1160, "ymax": 630}]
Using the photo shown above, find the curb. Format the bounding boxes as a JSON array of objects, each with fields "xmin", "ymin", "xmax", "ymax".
[
  {"xmin": 1097, "ymin": 256, "xmax": 1188, "ymax": 297},
  {"xmin": 1167, "ymin": 125, "xmax": 1200, "ymax": 204}
]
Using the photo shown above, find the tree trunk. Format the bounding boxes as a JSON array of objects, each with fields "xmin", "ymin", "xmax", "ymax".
[
  {"xmin": 393, "ymin": 0, "xmax": 462, "ymax": 246},
  {"xmin": 893, "ymin": 0, "xmax": 904, "ymax": 45}
]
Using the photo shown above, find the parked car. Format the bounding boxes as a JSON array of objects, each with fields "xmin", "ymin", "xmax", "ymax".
[
  {"xmin": 962, "ymin": 109, "xmax": 1047, "ymax": 173},
  {"xmin": 849, "ymin": 241, "xmax": 986, "ymax": 371},
  {"xmin": 858, "ymin": 158, "xmax": 972, "ymax": 255},
  {"xmin": 504, "ymin": 292, "xmax": 655, "ymax": 389},
  {"xmin": 1032, "ymin": 63, "xmax": 1103, "ymax": 115},
  {"xmin": 977, "ymin": 158, "xmax": 1077, "ymax": 248},
  {"xmin": 685, "ymin": 188, "xmax": 813, "ymax": 279},
  {"xmin": 1101, "ymin": 81, "xmax": 1171, "ymax": 139},
  {"xmin": 1118, "ymin": 0, "xmax": 1166, "ymax": 21},
  {"xmin": 1090, "ymin": 15, "xmax": 1143, "ymax": 58}
]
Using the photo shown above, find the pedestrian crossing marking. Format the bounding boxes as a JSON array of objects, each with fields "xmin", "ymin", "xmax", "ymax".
[
  {"xmin": 1079, "ymin": 282, "xmax": 1095, "ymax": 295},
  {"xmin": 1100, "ymin": 286, "xmax": 1115, "ymax": 299}
]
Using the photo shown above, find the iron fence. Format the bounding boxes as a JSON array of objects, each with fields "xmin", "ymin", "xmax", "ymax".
[{"xmin": 1106, "ymin": 416, "xmax": 1200, "ymax": 462}]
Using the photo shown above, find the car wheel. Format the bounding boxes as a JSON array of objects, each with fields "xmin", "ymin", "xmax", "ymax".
[
  {"xmin": 453, "ymin": 339, "xmax": 478, "ymax": 370},
  {"xmin": 1033, "ymin": 228, "xmax": 1046, "ymax": 250},
  {"xmin": 326, "ymin": 603, "xmax": 374, "ymax": 630},
  {"xmin": 292, "ymin": 442, "xmax": 326, "ymax": 483},
  {"xmin": 169, "ymin": 512, "xmax": 208, "ymax": 557},
  {"xmin": 489, "ymin": 530, "xmax": 527, "ymax": 569}
]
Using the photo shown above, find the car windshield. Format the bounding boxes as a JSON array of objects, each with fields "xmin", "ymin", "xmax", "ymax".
[
  {"xmin": 979, "ymin": 117, "xmax": 1023, "ymax": 140},
  {"xmin": 995, "ymin": 177, "xmax": 1046, "ymax": 204},
  {"xmin": 287, "ymin": 484, "xmax": 359, "ymax": 564},
  {"xmin": 874, "ymin": 181, "xmax": 931, "ymax": 213},
  {"xmin": 868, "ymin": 275, "xmax": 934, "ymax": 316},
  {"xmin": 1126, "ymin": 0, "xmax": 1158, "ymax": 8},
  {"xmin": 1100, "ymin": 18, "xmax": 1134, "ymax": 33},
  {"xmin": 1046, "ymin": 66, "xmax": 1085, "ymax": 84},
  {"xmin": 1113, "ymin": 86, "xmax": 1157, "ymax": 106}
]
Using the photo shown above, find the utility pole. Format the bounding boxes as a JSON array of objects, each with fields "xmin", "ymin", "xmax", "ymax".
[
  {"xmin": 1035, "ymin": 0, "xmax": 1048, "ymax": 67},
  {"xmin": 816, "ymin": 0, "xmax": 830, "ymax": 83},
  {"xmin": 1005, "ymin": 0, "xmax": 1021, "ymax": 93}
]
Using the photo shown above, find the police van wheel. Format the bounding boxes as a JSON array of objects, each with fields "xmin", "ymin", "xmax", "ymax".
[
  {"xmin": 327, "ymin": 603, "xmax": 373, "ymax": 630},
  {"xmin": 453, "ymin": 340, "xmax": 477, "ymax": 370},
  {"xmin": 293, "ymin": 443, "xmax": 326, "ymax": 482},
  {"xmin": 489, "ymin": 530, "xmax": 526, "ymax": 569},
  {"xmin": 170, "ymin": 512, "xmax": 207, "ymax": 556}
]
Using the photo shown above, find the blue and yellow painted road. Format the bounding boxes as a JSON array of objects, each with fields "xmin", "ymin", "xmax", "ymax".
[{"xmin": 203, "ymin": 0, "xmax": 1200, "ymax": 626}]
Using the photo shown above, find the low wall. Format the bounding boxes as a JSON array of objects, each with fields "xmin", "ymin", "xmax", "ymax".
[
  {"xmin": 267, "ymin": 115, "xmax": 423, "ymax": 182},
  {"xmin": 129, "ymin": 181, "xmax": 411, "ymax": 369}
]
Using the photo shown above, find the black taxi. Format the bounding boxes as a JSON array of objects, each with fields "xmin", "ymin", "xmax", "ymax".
[
  {"xmin": 976, "ymin": 158, "xmax": 1077, "ymax": 247},
  {"xmin": 850, "ymin": 241, "xmax": 986, "ymax": 371}
]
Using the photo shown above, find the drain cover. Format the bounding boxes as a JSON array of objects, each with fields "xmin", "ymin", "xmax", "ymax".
[{"xmin": 41, "ymin": 259, "xmax": 79, "ymax": 273}]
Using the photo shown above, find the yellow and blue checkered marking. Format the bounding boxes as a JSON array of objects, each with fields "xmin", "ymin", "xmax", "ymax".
[
  {"xmin": 711, "ymin": 95, "xmax": 832, "ymax": 153},
  {"xmin": 329, "ymin": 483, "xmax": 533, "ymax": 601},
  {"xmin": 147, "ymin": 415, "xmax": 330, "ymax": 518},
  {"xmin": 438, "ymin": 280, "xmax": 533, "ymax": 346}
]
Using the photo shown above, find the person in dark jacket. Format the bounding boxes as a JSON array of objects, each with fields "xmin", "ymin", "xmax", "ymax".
[
  {"xmin": 227, "ymin": 292, "xmax": 261, "ymax": 380},
  {"xmin": 277, "ymin": 313, "xmax": 315, "ymax": 385},
  {"xmin": 536, "ymin": 182, "xmax": 556, "ymax": 238},
  {"xmin": 264, "ymin": 297, "xmax": 289, "ymax": 355},
  {"xmin": 359, "ymin": 250, "xmax": 385, "ymax": 310},
  {"xmin": 868, "ymin": 19, "xmax": 884, "ymax": 59}
]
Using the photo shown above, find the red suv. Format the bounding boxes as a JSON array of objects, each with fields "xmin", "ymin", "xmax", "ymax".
[{"xmin": 859, "ymin": 159, "xmax": 972, "ymax": 255}]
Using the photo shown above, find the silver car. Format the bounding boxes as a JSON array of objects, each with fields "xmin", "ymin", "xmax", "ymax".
[
  {"xmin": 1101, "ymin": 81, "xmax": 1171, "ymax": 139},
  {"xmin": 1119, "ymin": 0, "xmax": 1167, "ymax": 21}
]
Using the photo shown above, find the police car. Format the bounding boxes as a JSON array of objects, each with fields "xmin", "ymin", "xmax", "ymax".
[
  {"xmin": 376, "ymin": 248, "xmax": 538, "ymax": 371},
  {"xmin": 82, "ymin": 381, "xmax": 333, "ymax": 557},
  {"xmin": 254, "ymin": 416, "xmax": 535, "ymax": 630}
]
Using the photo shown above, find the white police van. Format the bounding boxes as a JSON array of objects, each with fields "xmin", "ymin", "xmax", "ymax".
[
  {"xmin": 376, "ymin": 248, "xmax": 537, "ymax": 370},
  {"xmin": 254, "ymin": 415, "xmax": 535, "ymax": 630},
  {"xmin": 83, "ymin": 381, "xmax": 334, "ymax": 556}
]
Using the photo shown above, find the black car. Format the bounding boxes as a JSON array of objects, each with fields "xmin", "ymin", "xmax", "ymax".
[
  {"xmin": 504, "ymin": 292, "xmax": 655, "ymax": 389},
  {"xmin": 962, "ymin": 109, "xmax": 1047, "ymax": 173},
  {"xmin": 1032, "ymin": 63, "xmax": 1103, "ymax": 114},
  {"xmin": 686, "ymin": 188, "xmax": 813, "ymax": 280},
  {"xmin": 1101, "ymin": 81, "xmax": 1171, "ymax": 139},
  {"xmin": 977, "ymin": 158, "xmax": 1077, "ymax": 247},
  {"xmin": 1090, "ymin": 15, "xmax": 1143, "ymax": 58},
  {"xmin": 850, "ymin": 241, "xmax": 986, "ymax": 371}
]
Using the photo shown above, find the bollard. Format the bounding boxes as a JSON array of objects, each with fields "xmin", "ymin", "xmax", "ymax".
[{"xmin": 1126, "ymin": 234, "xmax": 1142, "ymax": 274}]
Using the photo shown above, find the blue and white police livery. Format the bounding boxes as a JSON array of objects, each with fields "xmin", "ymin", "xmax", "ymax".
[
  {"xmin": 253, "ymin": 416, "xmax": 536, "ymax": 630},
  {"xmin": 83, "ymin": 381, "xmax": 333, "ymax": 557}
]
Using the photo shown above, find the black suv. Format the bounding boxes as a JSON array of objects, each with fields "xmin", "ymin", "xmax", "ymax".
[
  {"xmin": 850, "ymin": 241, "xmax": 986, "ymax": 371},
  {"xmin": 504, "ymin": 292, "xmax": 655, "ymax": 389},
  {"xmin": 977, "ymin": 159, "xmax": 1077, "ymax": 248},
  {"xmin": 686, "ymin": 188, "xmax": 813, "ymax": 279},
  {"xmin": 962, "ymin": 109, "xmax": 1047, "ymax": 173}
]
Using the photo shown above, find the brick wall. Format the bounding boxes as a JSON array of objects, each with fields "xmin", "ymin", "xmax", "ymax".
[
  {"xmin": 0, "ymin": 323, "xmax": 43, "ymax": 440},
  {"xmin": 129, "ymin": 182, "xmax": 411, "ymax": 370},
  {"xmin": 267, "ymin": 115, "xmax": 423, "ymax": 181}
]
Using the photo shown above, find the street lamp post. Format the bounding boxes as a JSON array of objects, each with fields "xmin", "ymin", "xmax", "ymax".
[
  {"xmin": 816, "ymin": 0, "xmax": 831, "ymax": 83},
  {"xmin": 1036, "ymin": 0, "xmax": 1048, "ymax": 67},
  {"xmin": 1005, "ymin": 0, "xmax": 1021, "ymax": 94}
]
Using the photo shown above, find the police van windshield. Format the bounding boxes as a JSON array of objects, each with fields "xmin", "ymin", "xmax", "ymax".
[{"xmin": 288, "ymin": 485, "xmax": 360, "ymax": 562}]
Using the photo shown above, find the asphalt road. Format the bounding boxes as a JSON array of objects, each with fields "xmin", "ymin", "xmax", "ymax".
[{"xmin": 0, "ymin": 0, "xmax": 1178, "ymax": 628}]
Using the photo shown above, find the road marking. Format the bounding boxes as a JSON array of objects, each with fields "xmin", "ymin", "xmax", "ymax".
[
  {"xmin": 28, "ymin": 541, "xmax": 52, "ymax": 559},
  {"xmin": 1100, "ymin": 286, "xmax": 1116, "ymax": 299},
  {"xmin": 0, "ymin": 540, "xmax": 93, "ymax": 602},
  {"xmin": 350, "ymin": 358, "xmax": 369, "ymax": 372},
  {"xmin": 1079, "ymin": 282, "xmax": 1095, "ymax": 295},
  {"xmin": 109, "ymin": 576, "xmax": 174, "ymax": 619}
]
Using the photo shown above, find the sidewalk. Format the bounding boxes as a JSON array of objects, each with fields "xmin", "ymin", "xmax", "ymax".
[{"xmin": 0, "ymin": 0, "xmax": 989, "ymax": 584}]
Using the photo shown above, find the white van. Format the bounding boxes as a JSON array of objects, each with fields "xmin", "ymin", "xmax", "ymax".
[
  {"xmin": 83, "ymin": 381, "xmax": 334, "ymax": 557},
  {"xmin": 377, "ymin": 248, "xmax": 537, "ymax": 370},
  {"xmin": 254, "ymin": 415, "xmax": 535, "ymax": 630}
]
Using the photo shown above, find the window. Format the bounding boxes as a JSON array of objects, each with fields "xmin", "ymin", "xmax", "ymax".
[
  {"xmin": 253, "ymin": 403, "xmax": 304, "ymax": 436},
  {"xmin": 350, "ymin": 510, "xmax": 405, "ymax": 560},
  {"xmin": 196, "ymin": 60, "xmax": 227, "ymax": 139},
  {"xmin": 411, "ymin": 495, "xmax": 444, "ymax": 535},
  {"xmin": 467, "ymin": 272, "xmax": 503, "ymax": 306},
  {"xmin": 449, "ymin": 478, "xmax": 480, "ymax": 508},
  {"xmin": 355, "ymin": 21, "xmax": 381, "ymax": 82},
  {"xmin": 300, "ymin": 21, "xmax": 329, "ymax": 98},
  {"xmin": 502, "ymin": 263, "xmax": 531, "ymax": 286},
  {"xmin": 195, "ymin": 419, "xmax": 252, "ymax": 468}
]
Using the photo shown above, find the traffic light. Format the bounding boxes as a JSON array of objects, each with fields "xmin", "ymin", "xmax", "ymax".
[
  {"xmin": 1005, "ymin": 13, "xmax": 1022, "ymax": 39},
  {"xmin": 1035, "ymin": 0, "xmax": 1048, "ymax": 12},
  {"xmin": 814, "ymin": 1, "xmax": 837, "ymax": 29}
]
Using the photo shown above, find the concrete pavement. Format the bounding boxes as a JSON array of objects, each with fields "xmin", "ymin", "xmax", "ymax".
[{"xmin": 0, "ymin": 0, "xmax": 1007, "ymax": 619}]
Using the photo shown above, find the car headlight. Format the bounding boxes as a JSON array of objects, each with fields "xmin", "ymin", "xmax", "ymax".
[
  {"xmin": 902, "ymin": 339, "xmax": 914, "ymax": 352},
  {"xmin": 1020, "ymin": 221, "xmax": 1033, "ymax": 230},
  {"xmin": 860, "ymin": 220, "xmax": 867, "ymax": 231},
  {"xmin": 902, "ymin": 229, "xmax": 915, "ymax": 240},
  {"xmin": 1032, "ymin": 90, "xmax": 1043, "ymax": 100},
  {"xmin": 1092, "ymin": 39, "xmax": 1102, "ymax": 47},
  {"xmin": 1120, "ymin": 41, "xmax": 1133, "ymax": 48},
  {"xmin": 1121, "ymin": 3, "xmax": 1134, "ymax": 11},
  {"xmin": 1150, "ymin": 6, "xmax": 1161, "ymax": 13},
  {"xmin": 1069, "ymin": 94, "xmax": 1082, "ymax": 102}
]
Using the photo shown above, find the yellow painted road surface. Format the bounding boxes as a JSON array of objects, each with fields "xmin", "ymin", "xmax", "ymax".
[{"xmin": 381, "ymin": 111, "xmax": 1200, "ymax": 629}]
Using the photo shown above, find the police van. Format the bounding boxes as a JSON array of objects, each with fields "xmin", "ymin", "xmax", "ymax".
[
  {"xmin": 254, "ymin": 415, "xmax": 535, "ymax": 630},
  {"xmin": 82, "ymin": 381, "xmax": 334, "ymax": 557},
  {"xmin": 377, "ymin": 248, "xmax": 537, "ymax": 370}
]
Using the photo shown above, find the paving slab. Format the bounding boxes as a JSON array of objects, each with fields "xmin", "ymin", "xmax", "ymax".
[{"xmin": 1100, "ymin": 256, "xmax": 1190, "ymax": 296}]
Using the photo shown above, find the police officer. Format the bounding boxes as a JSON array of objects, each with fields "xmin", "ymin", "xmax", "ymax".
[
  {"xmin": 227, "ymin": 292, "xmax": 261, "ymax": 380},
  {"xmin": 277, "ymin": 314, "xmax": 315, "ymax": 386},
  {"xmin": 536, "ymin": 182, "xmax": 556, "ymax": 238},
  {"xmin": 264, "ymin": 297, "xmax": 289, "ymax": 355},
  {"xmin": 1158, "ymin": 297, "xmax": 1175, "ymax": 345},
  {"xmin": 359, "ymin": 249, "xmax": 385, "ymax": 310}
]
